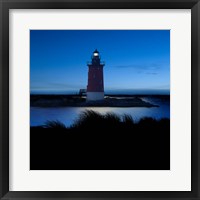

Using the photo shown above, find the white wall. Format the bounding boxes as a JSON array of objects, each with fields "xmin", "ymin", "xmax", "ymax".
[{"xmin": 87, "ymin": 92, "xmax": 104, "ymax": 101}]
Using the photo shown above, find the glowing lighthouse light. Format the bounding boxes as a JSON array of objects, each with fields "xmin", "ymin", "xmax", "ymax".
[{"xmin": 86, "ymin": 49, "xmax": 105, "ymax": 101}]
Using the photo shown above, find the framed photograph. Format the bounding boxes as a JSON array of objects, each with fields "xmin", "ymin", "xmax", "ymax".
[{"xmin": 1, "ymin": 0, "xmax": 200, "ymax": 199}]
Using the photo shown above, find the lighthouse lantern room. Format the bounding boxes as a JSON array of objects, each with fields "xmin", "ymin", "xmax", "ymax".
[{"xmin": 87, "ymin": 49, "xmax": 105, "ymax": 101}]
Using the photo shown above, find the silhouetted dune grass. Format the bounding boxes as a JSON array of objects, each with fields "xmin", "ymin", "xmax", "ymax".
[
  {"xmin": 122, "ymin": 114, "xmax": 134, "ymax": 124},
  {"xmin": 30, "ymin": 110, "xmax": 170, "ymax": 170},
  {"xmin": 43, "ymin": 120, "xmax": 67, "ymax": 129},
  {"xmin": 71, "ymin": 110, "xmax": 123, "ymax": 130}
]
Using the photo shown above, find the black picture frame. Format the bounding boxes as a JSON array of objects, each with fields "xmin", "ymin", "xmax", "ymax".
[{"xmin": 0, "ymin": 0, "xmax": 199, "ymax": 199}]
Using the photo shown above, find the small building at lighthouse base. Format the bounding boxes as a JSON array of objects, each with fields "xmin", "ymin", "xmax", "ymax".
[{"xmin": 87, "ymin": 92, "xmax": 104, "ymax": 101}]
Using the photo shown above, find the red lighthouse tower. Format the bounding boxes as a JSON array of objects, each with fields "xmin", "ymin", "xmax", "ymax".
[{"xmin": 87, "ymin": 49, "xmax": 105, "ymax": 101}]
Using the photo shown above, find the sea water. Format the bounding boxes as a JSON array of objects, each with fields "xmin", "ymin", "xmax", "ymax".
[{"xmin": 30, "ymin": 96, "xmax": 170, "ymax": 127}]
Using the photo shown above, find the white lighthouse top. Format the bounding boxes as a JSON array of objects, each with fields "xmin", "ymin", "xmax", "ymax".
[
  {"xmin": 87, "ymin": 49, "xmax": 105, "ymax": 66},
  {"xmin": 93, "ymin": 49, "xmax": 99, "ymax": 57}
]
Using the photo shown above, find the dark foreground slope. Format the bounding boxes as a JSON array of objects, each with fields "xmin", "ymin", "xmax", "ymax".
[{"xmin": 30, "ymin": 110, "xmax": 170, "ymax": 170}]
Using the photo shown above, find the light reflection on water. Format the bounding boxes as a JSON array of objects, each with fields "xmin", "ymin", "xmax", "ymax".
[{"xmin": 30, "ymin": 97, "xmax": 170, "ymax": 127}]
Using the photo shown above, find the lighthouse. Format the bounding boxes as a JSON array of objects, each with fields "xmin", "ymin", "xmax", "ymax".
[{"xmin": 87, "ymin": 49, "xmax": 105, "ymax": 101}]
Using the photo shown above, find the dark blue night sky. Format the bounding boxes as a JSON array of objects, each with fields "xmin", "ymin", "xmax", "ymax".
[{"xmin": 30, "ymin": 30, "xmax": 170, "ymax": 94}]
